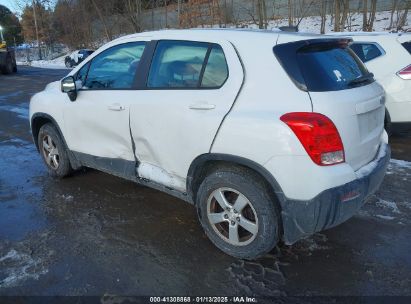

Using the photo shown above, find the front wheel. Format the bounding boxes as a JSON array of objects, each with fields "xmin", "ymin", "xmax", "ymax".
[
  {"xmin": 196, "ymin": 167, "xmax": 280, "ymax": 260},
  {"xmin": 38, "ymin": 123, "xmax": 72, "ymax": 178}
]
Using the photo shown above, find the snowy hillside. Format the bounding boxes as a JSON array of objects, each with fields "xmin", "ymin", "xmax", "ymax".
[
  {"xmin": 225, "ymin": 10, "xmax": 410, "ymax": 33},
  {"xmin": 17, "ymin": 10, "xmax": 410, "ymax": 69}
]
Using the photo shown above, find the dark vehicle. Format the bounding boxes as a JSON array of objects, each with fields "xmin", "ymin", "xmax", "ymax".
[
  {"xmin": 0, "ymin": 45, "xmax": 17, "ymax": 74},
  {"xmin": 64, "ymin": 49, "xmax": 94, "ymax": 68}
]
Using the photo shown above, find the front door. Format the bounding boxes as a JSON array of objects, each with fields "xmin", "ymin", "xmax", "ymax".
[{"xmin": 63, "ymin": 41, "xmax": 147, "ymax": 178}]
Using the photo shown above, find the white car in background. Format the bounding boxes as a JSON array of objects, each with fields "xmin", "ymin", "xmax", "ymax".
[
  {"xmin": 29, "ymin": 29, "xmax": 390, "ymax": 259},
  {"xmin": 330, "ymin": 32, "xmax": 411, "ymax": 134},
  {"xmin": 64, "ymin": 49, "xmax": 94, "ymax": 68}
]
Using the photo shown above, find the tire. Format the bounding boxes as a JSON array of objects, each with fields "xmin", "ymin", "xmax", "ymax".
[
  {"xmin": 38, "ymin": 123, "xmax": 72, "ymax": 178},
  {"xmin": 196, "ymin": 166, "xmax": 280, "ymax": 260},
  {"xmin": 1, "ymin": 56, "xmax": 14, "ymax": 74}
]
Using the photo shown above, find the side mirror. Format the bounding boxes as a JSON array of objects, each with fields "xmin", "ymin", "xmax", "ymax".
[{"xmin": 61, "ymin": 76, "xmax": 77, "ymax": 102}]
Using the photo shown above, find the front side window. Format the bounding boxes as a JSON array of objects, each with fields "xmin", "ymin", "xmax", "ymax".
[
  {"xmin": 83, "ymin": 42, "xmax": 146, "ymax": 90},
  {"xmin": 350, "ymin": 43, "xmax": 383, "ymax": 62},
  {"xmin": 147, "ymin": 41, "xmax": 228, "ymax": 89},
  {"xmin": 76, "ymin": 61, "xmax": 90, "ymax": 86}
]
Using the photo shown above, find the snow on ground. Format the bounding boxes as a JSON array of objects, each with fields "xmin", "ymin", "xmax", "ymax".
[
  {"xmin": 359, "ymin": 157, "xmax": 411, "ymax": 224},
  {"xmin": 0, "ymin": 249, "xmax": 48, "ymax": 288},
  {"xmin": 17, "ymin": 54, "xmax": 70, "ymax": 70},
  {"xmin": 376, "ymin": 198, "xmax": 401, "ymax": 214},
  {"xmin": 386, "ymin": 158, "xmax": 411, "ymax": 176}
]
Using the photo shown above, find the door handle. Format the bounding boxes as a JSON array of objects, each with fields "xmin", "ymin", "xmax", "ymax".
[
  {"xmin": 108, "ymin": 103, "xmax": 125, "ymax": 111},
  {"xmin": 189, "ymin": 103, "xmax": 216, "ymax": 110}
]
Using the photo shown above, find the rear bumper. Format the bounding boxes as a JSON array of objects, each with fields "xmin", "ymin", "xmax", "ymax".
[{"xmin": 281, "ymin": 142, "xmax": 391, "ymax": 244}]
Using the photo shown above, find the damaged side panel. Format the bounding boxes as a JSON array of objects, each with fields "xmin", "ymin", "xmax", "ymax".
[{"xmin": 62, "ymin": 91, "xmax": 137, "ymax": 163}]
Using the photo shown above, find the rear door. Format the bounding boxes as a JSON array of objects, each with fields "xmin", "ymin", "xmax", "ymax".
[
  {"xmin": 275, "ymin": 39, "xmax": 385, "ymax": 171},
  {"xmin": 129, "ymin": 39, "xmax": 243, "ymax": 191}
]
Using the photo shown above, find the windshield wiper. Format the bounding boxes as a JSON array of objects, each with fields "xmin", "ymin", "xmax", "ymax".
[{"xmin": 348, "ymin": 72, "xmax": 374, "ymax": 86}]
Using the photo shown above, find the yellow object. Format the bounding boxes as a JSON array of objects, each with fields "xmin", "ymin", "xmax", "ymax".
[{"xmin": 0, "ymin": 42, "xmax": 6, "ymax": 49}]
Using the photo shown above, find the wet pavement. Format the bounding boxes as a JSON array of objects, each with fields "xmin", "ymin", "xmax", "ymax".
[{"xmin": 0, "ymin": 66, "xmax": 411, "ymax": 299}]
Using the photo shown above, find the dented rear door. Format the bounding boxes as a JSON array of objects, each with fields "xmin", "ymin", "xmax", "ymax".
[{"xmin": 129, "ymin": 39, "xmax": 244, "ymax": 191}]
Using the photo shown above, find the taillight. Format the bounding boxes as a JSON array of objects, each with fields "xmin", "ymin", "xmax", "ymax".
[
  {"xmin": 397, "ymin": 64, "xmax": 411, "ymax": 80},
  {"xmin": 280, "ymin": 112, "xmax": 345, "ymax": 166}
]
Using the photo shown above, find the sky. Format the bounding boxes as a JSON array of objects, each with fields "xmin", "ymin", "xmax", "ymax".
[{"xmin": 0, "ymin": 0, "xmax": 22, "ymax": 15}]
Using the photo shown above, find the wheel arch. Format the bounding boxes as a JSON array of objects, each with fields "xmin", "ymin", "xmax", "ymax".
[
  {"xmin": 31, "ymin": 113, "xmax": 81, "ymax": 169},
  {"xmin": 187, "ymin": 153, "xmax": 286, "ymax": 207},
  {"xmin": 31, "ymin": 113, "xmax": 62, "ymax": 150}
]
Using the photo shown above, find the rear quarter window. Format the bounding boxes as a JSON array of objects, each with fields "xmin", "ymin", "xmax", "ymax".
[
  {"xmin": 350, "ymin": 43, "xmax": 384, "ymax": 62},
  {"xmin": 402, "ymin": 41, "xmax": 411, "ymax": 54}
]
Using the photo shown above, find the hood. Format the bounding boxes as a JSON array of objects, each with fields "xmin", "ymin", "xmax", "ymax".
[{"xmin": 45, "ymin": 81, "xmax": 60, "ymax": 91}]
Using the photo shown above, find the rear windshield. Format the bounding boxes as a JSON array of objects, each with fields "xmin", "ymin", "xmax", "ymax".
[
  {"xmin": 402, "ymin": 42, "xmax": 411, "ymax": 54},
  {"xmin": 297, "ymin": 46, "xmax": 370, "ymax": 91}
]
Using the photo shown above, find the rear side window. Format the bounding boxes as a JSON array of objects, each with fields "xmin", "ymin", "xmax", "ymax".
[
  {"xmin": 147, "ymin": 40, "xmax": 228, "ymax": 89},
  {"xmin": 350, "ymin": 43, "xmax": 384, "ymax": 62},
  {"xmin": 297, "ymin": 46, "xmax": 370, "ymax": 91},
  {"xmin": 201, "ymin": 46, "xmax": 229, "ymax": 87},
  {"xmin": 402, "ymin": 42, "xmax": 411, "ymax": 54}
]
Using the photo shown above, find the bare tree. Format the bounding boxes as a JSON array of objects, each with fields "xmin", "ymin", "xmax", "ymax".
[
  {"xmin": 362, "ymin": 0, "xmax": 377, "ymax": 31},
  {"xmin": 334, "ymin": 0, "xmax": 340, "ymax": 31},
  {"xmin": 256, "ymin": 0, "xmax": 267, "ymax": 29},
  {"xmin": 320, "ymin": 0, "xmax": 327, "ymax": 34},
  {"xmin": 397, "ymin": 0, "xmax": 409, "ymax": 30},
  {"xmin": 90, "ymin": 0, "xmax": 112, "ymax": 41},
  {"xmin": 295, "ymin": 0, "xmax": 315, "ymax": 29},
  {"xmin": 340, "ymin": 0, "xmax": 349, "ymax": 31},
  {"xmin": 164, "ymin": 0, "xmax": 168, "ymax": 28},
  {"xmin": 288, "ymin": 0, "xmax": 293, "ymax": 26},
  {"xmin": 367, "ymin": 0, "xmax": 377, "ymax": 31},
  {"xmin": 362, "ymin": 0, "xmax": 368, "ymax": 30},
  {"xmin": 123, "ymin": 0, "xmax": 143, "ymax": 33},
  {"xmin": 389, "ymin": 0, "xmax": 399, "ymax": 29}
]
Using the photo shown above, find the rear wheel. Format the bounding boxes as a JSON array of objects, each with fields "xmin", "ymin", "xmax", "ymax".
[
  {"xmin": 196, "ymin": 167, "xmax": 280, "ymax": 260},
  {"xmin": 38, "ymin": 123, "xmax": 72, "ymax": 178}
]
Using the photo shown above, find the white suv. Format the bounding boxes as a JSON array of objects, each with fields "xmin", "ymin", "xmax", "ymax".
[
  {"xmin": 330, "ymin": 32, "xmax": 411, "ymax": 134},
  {"xmin": 29, "ymin": 29, "xmax": 390, "ymax": 259}
]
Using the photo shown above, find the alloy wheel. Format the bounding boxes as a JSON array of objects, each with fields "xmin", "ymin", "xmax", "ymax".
[
  {"xmin": 42, "ymin": 134, "xmax": 60, "ymax": 170},
  {"xmin": 207, "ymin": 187, "xmax": 258, "ymax": 246}
]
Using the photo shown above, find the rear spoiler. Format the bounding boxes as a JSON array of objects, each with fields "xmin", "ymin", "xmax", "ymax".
[{"xmin": 273, "ymin": 38, "xmax": 353, "ymax": 91}]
